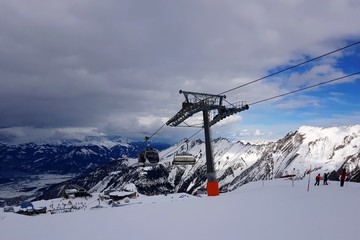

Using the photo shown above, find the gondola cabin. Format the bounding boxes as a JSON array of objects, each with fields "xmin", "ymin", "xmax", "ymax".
[
  {"xmin": 172, "ymin": 152, "xmax": 196, "ymax": 165},
  {"xmin": 138, "ymin": 147, "xmax": 160, "ymax": 166}
]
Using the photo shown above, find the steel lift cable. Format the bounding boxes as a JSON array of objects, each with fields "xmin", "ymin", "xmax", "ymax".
[
  {"xmin": 143, "ymin": 40, "xmax": 360, "ymax": 141},
  {"xmin": 248, "ymin": 71, "xmax": 360, "ymax": 106},
  {"xmin": 219, "ymin": 40, "xmax": 360, "ymax": 95}
]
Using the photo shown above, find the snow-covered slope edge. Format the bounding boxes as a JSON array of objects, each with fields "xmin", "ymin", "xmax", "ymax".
[{"xmin": 2, "ymin": 179, "xmax": 360, "ymax": 240}]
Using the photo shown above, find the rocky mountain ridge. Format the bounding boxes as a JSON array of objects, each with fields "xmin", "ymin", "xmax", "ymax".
[{"xmin": 36, "ymin": 125, "xmax": 360, "ymax": 200}]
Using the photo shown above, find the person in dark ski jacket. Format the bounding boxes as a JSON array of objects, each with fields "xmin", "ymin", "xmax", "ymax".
[
  {"xmin": 314, "ymin": 173, "xmax": 321, "ymax": 186},
  {"xmin": 339, "ymin": 168, "xmax": 348, "ymax": 187},
  {"xmin": 323, "ymin": 173, "xmax": 328, "ymax": 185}
]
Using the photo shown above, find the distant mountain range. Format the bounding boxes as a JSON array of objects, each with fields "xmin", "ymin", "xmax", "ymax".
[
  {"xmin": 0, "ymin": 136, "xmax": 171, "ymax": 176},
  {"xmin": 32, "ymin": 125, "xmax": 360, "ymax": 201}
]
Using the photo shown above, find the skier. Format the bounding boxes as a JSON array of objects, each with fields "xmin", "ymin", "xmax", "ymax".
[
  {"xmin": 339, "ymin": 168, "xmax": 348, "ymax": 187},
  {"xmin": 314, "ymin": 173, "xmax": 321, "ymax": 186},
  {"xmin": 323, "ymin": 172, "xmax": 328, "ymax": 185}
]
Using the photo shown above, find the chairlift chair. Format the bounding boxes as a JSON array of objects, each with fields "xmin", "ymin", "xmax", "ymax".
[
  {"xmin": 172, "ymin": 152, "xmax": 196, "ymax": 165},
  {"xmin": 172, "ymin": 138, "xmax": 196, "ymax": 165}
]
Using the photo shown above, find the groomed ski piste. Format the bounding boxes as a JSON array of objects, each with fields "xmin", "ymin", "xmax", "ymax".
[{"xmin": 1, "ymin": 178, "xmax": 359, "ymax": 240}]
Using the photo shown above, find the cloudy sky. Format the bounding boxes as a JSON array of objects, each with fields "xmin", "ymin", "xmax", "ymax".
[{"xmin": 0, "ymin": 0, "xmax": 360, "ymax": 144}]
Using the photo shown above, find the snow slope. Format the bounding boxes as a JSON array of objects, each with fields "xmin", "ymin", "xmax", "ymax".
[{"xmin": 1, "ymin": 179, "xmax": 359, "ymax": 240}]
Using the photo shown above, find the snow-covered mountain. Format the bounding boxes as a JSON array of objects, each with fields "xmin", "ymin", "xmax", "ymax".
[
  {"xmin": 37, "ymin": 125, "xmax": 360, "ymax": 200},
  {"xmin": 0, "ymin": 136, "xmax": 170, "ymax": 175},
  {"xmin": 0, "ymin": 136, "xmax": 170, "ymax": 204}
]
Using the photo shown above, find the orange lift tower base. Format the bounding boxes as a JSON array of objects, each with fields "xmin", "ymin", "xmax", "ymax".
[{"xmin": 207, "ymin": 182, "xmax": 220, "ymax": 196}]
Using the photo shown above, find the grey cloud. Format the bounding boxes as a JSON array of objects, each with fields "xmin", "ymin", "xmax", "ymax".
[{"xmin": 0, "ymin": 0, "xmax": 360, "ymax": 143}]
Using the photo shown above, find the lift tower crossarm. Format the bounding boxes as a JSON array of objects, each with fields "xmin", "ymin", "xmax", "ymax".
[
  {"xmin": 209, "ymin": 101, "xmax": 249, "ymax": 126},
  {"xmin": 166, "ymin": 90, "xmax": 226, "ymax": 127},
  {"xmin": 179, "ymin": 90, "xmax": 225, "ymax": 105}
]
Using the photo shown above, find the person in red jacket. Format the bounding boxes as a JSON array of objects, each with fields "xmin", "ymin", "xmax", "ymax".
[
  {"xmin": 339, "ymin": 168, "xmax": 348, "ymax": 187},
  {"xmin": 314, "ymin": 173, "xmax": 321, "ymax": 186}
]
